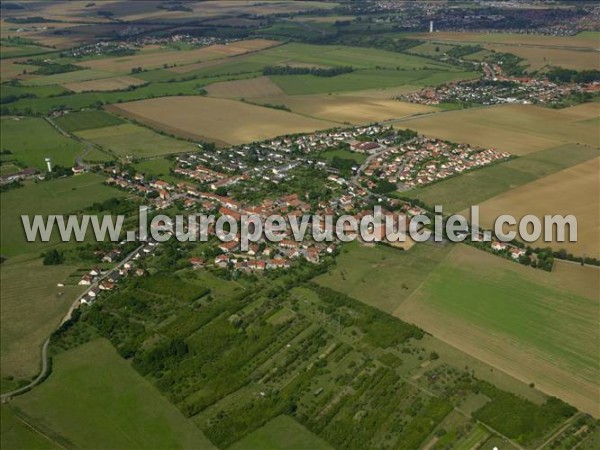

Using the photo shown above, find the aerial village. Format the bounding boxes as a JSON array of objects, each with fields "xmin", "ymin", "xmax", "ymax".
[
  {"xmin": 400, "ymin": 62, "xmax": 600, "ymax": 107},
  {"xmin": 99, "ymin": 123, "xmax": 531, "ymax": 286}
]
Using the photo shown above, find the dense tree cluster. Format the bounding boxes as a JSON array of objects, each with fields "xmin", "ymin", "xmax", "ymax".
[
  {"xmin": 546, "ymin": 68, "xmax": 600, "ymax": 84},
  {"xmin": 42, "ymin": 249, "xmax": 65, "ymax": 265},
  {"xmin": 263, "ymin": 65, "xmax": 354, "ymax": 77}
]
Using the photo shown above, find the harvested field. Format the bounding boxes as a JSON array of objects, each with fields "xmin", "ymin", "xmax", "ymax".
[
  {"xmin": 82, "ymin": 39, "xmax": 278, "ymax": 73},
  {"xmin": 395, "ymin": 103, "xmax": 600, "ymax": 155},
  {"xmin": 402, "ymin": 143, "xmax": 599, "ymax": 213},
  {"xmin": 558, "ymin": 102, "xmax": 600, "ymax": 121},
  {"xmin": 473, "ymin": 157, "xmax": 600, "ymax": 258},
  {"xmin": 62, "ymin": 75, "xmax": 147, "ymax": 92},
  {"xmin": 205, "ymin": 76, "xmax": 284, "ymax": 98},
  {"xmin": 338, "ymin": 86, "xmax": 423, "ymax": 98},
  {"xmin": 107, "ymin": 96, "xmax": 337, "ymax": 146},
  {"xmin": 407, "ymin": 31, "xmax": 600, "ymax": 70},
  {"xmin": 410, "ymin": 31, "xmax": 600, "ymax": 50},
  {"xmin": 255, "ymin": 94, "xmax": 437, "ymax": 123},
  {"xmin": 483, "ymin": 44, "xmax": 599, "ymax": 71},
  {"xmin": 119, "ymin": 0, "xmax": 337, "ymax": 21},
  {"xmin": 394, "ymin": 244, "xmax": 600, "ymax": 417},
  {"xmin": 0, "ymin": 62, "xmax": 31, "ymax": 80},
  {"xmin": 552, "ymin": 260, "xmax": 600, "ymax": 301}
]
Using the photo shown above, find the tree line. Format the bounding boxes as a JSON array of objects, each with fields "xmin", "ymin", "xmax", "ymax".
[{"xmin": 263, "ymin": 65, "xmax": 354, "ymax": 77}]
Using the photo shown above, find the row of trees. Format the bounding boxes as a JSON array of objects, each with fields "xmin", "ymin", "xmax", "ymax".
[
  {"xmin": 263, "ymin": 65, "xmax": 354, "ymax": 77},
  {"xmin": 546, "ymin": 68, "xmax": 600, "ymax": 84}
]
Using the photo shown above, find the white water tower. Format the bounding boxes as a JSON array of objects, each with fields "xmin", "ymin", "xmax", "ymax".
[
  {"xmin": 429, "ymin": 21, "xmax": 434, "ymax": 33},
  {"xmin": 45, "ymin": 157, "xmax": 52, "ymax": 172}
]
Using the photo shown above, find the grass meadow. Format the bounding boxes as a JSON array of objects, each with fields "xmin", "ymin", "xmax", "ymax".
[
  {"xmin": 1, "ymin": 404, "xmax": 61, "ymax": 450},
  {"xmin": 229, "ymin": 415, "xmax": 334, "ymax": 450},
  {"xmin": 1, "ymin": 84, "xmax": 69, "ymax": 99},
  {"xmin": 75, "ymin": 123, "xmax": 196, "ymax": 157},
  {"xmin": 314, "ymin": 241, "xmax": 452, "ymax": 314},
  {"xmin": 0, "ymin": 173, "xmax": 125, "ymax": 257},
  {"xmin": 11, "ymin": 339, "xmax": 216, "ymax": 450},
  {"xmin": 0, "ymin": 174, "xmax": 125, "ymax": 381},
  {"xmin": 8, "ymin": 72, "xmax": 254, "ymax": 115},
  {"xmin": 395, "ymin": 244, "xmax": 599, "ymax": 416},
  {"xmin": 53, "ymin": 110, "xmax": 125, "ymax": 133},
  {"xmin": 269, "ymin": 69, "xmax": 476, "ymax": 95},
  {"xmin": 1, "ymin": 255, "xmax": 85, "ymax": 383},
  {"xmin": 1, "ymin": 116, "xmax": 83, "ymax": 170},
  {"xmin": 319, "ymin": 148, "xmax": 367, "ymax": 163},
  {"xmin": 132, "ymin": 157, "xmax": 178, "ymax": 181}
]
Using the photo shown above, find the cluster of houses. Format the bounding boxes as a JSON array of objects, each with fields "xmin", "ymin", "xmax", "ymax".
[
  {"xmin": 400, "ymin": 76, "xmax": 600, "ymax": 107},
  {"xmin": 491, "ymin": 240, "xmax": 526, "ymax": 260},
  {"xmin": 78, "ymin": 242, "xmax": 155, "ymax": 306},
  {"xmin": 0, "ymin": 164, "xmax": 86, "ymax": 186},
  {"xmin": 0, "ymin": 167, "xmax": 37, "ymax": 186},
  {"xmin": 102, "ymin": 121, "xmax": 538, "ymax": 274},
  {"xmin": 357, "ymin": 137, "xmax": 510, "ymax": 190},
  {"xmin": 184, "ymin": 192, "xmax": 341, "ymax": 271},
  {"xmin": 63, "ymin": 35, "xmax": 235, "ymax": 59}
]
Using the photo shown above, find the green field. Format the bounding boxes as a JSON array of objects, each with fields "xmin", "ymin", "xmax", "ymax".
[
  {"xmin": 453, "ymin": 425, "xmax": 490, "ymax": 450},
  {"xmin": 75, "ymin": 123, "xmax": 196, "ymax": 158},
  {"xmin": 409, "ymin": 247, "xmax": 599, "ymax": 382},
  {"xmin": 1, "ymin": 256, "xmax": 84, "ymax": 382},
  {"xmin": 270, "ymin": 69, "xmax": 476, "ymax": 95},
  {"xmin": 5, "ymin": 42, "xmax": 477, "ymax": 114},
  {"xmin": 10, "ymin": 338, "xmax": 216, "ymax": 450},
  {"xmin": 229, "ymin": 415, "xmax": 334, "ymax": 450},
  {"xmin": 132, "ymin": 157, "xmax": 177, "ymax": 181},
  {"xmin": 0, "ymin": 163, "xmax": 21, "ymax": 176},
  {"xmin": 0, "ymin": 45, "xmax": 56, "ymax": 60},
  {"xmin": 401, "ymin": 143, "xmax": 600, "ymax": 212},
  {"xmin": 1, "ymin": 83, "xmax": 70, "ymax": 100},
  {"xmin": 0, "ymin": 174, "xmax": 125, "ymax": 380},
  {"xmin": 395, "ymin": 244, "xmax": 599, "ymax": 416},
  {"xmin": 1, "ymin": 116, "xmax": 83, "ymax": 170},
  {"xmin": 1, "ymin": 405, "xmax": 60, "ymax": 450},
  {"xmin": 314, "ymin": 241, "xmax": 452, "ymax": 314},
  {"xmin": 7, "ymin": 72, "xmax": 255, "ymax": 115},
  {"xmin": 0, "ymin": 173, "xmax": 125, "ymax": 257},
  {"xmin": 21, "ymin": 69, "xmax": 115, "ymax": 86},
  {"xmin": 53, "ymin": 110, "xmax": 125, "ymax": 133},
  {"xmin": 407, "ymin": 42, "xmax": 458, "ymax": 56},
  {"xmin": 319, "ymin": 148, "xmax": 366, "ymax": 164},
  {"xmin": 180, "ymin": 42, "xmax": 456, "ymax": 80},
  {"xmin": 256, "ymin": 42, "xmax": 454, "ymax": 70},
  {"xmin": 80, "ymin": 147, "xmax": 116, "ymax": 163}
]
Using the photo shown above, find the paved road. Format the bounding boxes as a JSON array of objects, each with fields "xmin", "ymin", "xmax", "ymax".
[
  {"xmin": 0, "ymin": 339, "xmax": 51, "ymax": 403},
  {"xmin": 0, "ymin": 243, "xmax": 145, "ymax": 403}
]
